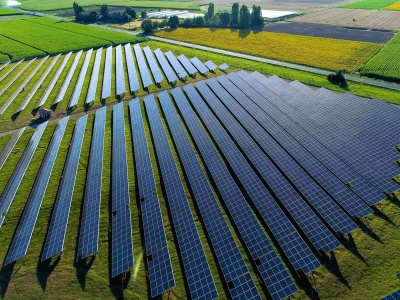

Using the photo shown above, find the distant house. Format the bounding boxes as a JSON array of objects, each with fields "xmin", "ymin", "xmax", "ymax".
[{"xmin": 108, "ymin": 11, "xmax": 123, "ymax": 22}]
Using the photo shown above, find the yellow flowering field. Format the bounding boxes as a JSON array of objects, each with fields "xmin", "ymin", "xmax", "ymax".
[
  {"xmin": 384, "ymin": 2, "xmax": 400, "ymax": 9},
  {"xmin": 156, "ymin": 28, "xmax": 382, "ymax": 72}
]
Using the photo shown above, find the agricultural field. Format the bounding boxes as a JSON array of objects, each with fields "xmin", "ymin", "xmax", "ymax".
[
  {"xmin": 0, "ymin": 34, "xmax": 46, "ymax": 61},
  {"xmin": 155, "ymin": 28, "xmax": 382, "ymax": 72},
  {"xmin": 385, "ymin": 2, "xmax": 400, "ymax": 10},
  {"xmin": 361, "ymin": 31, "xmax": 400, "ymax": 81},
  {"xmin": 0, "ymin": 7, "xmax": 23, "ymax": 15},
  {"xmin": 290, "ymin": 8, "xmax": 400, "ymax": 30},
  {"xmin": 340, "ymin": 0, "xmax": 399, "ymax": 9}
]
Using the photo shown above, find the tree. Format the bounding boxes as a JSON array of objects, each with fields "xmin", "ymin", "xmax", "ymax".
[
  {"xmin": 125, "ymin": 7, "xmax": 136, "ymax": 19},
  {"xmin": 210, "ymin": 14, "xmax": 220, "ymax": 25},
  {"xmin": 182, "ymin": 18, "xmax": 192, "ymax": 27},
  {"xmin": 101, "ymin": 4, "xmax": 109, "ymax": 20},
  {"xmin": 239, "ymin": 4, "xmax": 250, "ymax": 29},
  {"xmin": 231, "ymin": 2, "xmax": 239, "ymax": 26},
  {"xmin": 160, "ymin": 18, "xmax": 168, "ymax": 28},
  {"xmin": 141, "ymin": 19, "xmax": 153, "ymax": 33},
  {"xmin": 219, "ymin": 11, "xmax": 230, "ymax": 25},
  {"xmin": 207, "ymin": 3, "xmax": 214, "ymax": 19},
  {"xmin": 153, "ymin": 20, "xmax": 161, "ymax": 30},
  {"xmin": 141, "ymin": 11, "xmax": 147, "ymax": 18},
  {"xmin": 168, "ymin": 15, "xmax": 179, "ymax": 28},
  {"xmin": 250, "ymin": 5, "xmax": 264, "ymax": 26},
  {"xmin": 122, "ymin": 11, "xmax": 132, "ymax": 22},
  {"xmin": 194, "ymin": 16, "xmax": 205, "ymax": 26},
  {"xmin": 73, "ymin": 2, "xmax": 84, "ymax": 20}
]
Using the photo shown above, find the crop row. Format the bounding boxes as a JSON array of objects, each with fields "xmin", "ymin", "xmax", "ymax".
[
  {"xmin": 0, "ymin": 34, "xmax": 46, "ymax": 60},
  {"xmin": 155, "ymin": 28, "xmax": 382, "ymax": 72},
  {"xmin": 341, "ymin": 0, "xmax": 399, "ymax": 9}
]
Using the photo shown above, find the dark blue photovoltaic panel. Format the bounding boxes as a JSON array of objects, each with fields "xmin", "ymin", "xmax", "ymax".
[
  {"xmin": 134, "ymin": 44, "xmax": 153, "ymax": 88},
  {"xmin": 154, "ymin": 48, "xmax": 177, "ymax": 83},
  {"xmin": 54, "ymin": 50, "xmax": 83, "ymax": 104},
  {"xmin": 3, "ymin": 117, "xmax": 69, "ymax": 266},
  {"xmin": 86, "ymin": 48, "xmax": 103, "ymax": 104},
  {"xmin": 190, "ymin": 57, "xmax": 208, "ymax": 74},
  {"xmin": 115, "ymin": 45, "xmax": 126, "ymax": 96},
  {"xmin": 69, "ymin": 49, "xmax": 93, "ymax": 108},
  {"xmin": 143, "ymin": 46, "xmax": 164, "ymax": 84},
  {"xmin": 173, "ymin": 86, "xmax": 298, "ymax": 300},
  {"xmin": 41, "ymin": 115, "xmax": 88, "ymax": 261},
  {"xmin": 204, "ymin": 60, "xmax": 217, "ymax": 71},
  {"xmin": 77, "ymin": 106, "xmax": 106, "ymax": 259},
  {"xmin": 165, "ymin": 51, "xmax": 187, "ymax": 79},
  {"xmin": 144, "ymin": 94, "xmax": 217, "ymax": 300},
  {"xmin": 36, "ymin": 52, "xmax": 72, "ymax": 108},
  {"xmin": 159, "ymin": 90, "xmax": 261, "ymax": 300},
  {"xmin": 381, "ymin": 290, "xmax": 400, "ymax": 300},
  {"xmin": 0, "ymin": 122, "xmax": 47, "ymax": 227},
  {"xmin": 187, "ymin": 82, "xmax": 320, "ymax": 274},
  {"xmin": 124, "ymin": 44, "xmax": 140, "ymax": 93},
  {"xmin": 207, "ymin": 76, "xmax": 341, "ymax": 253},
  {"xmin": 177, "ymin": 54, "xmax": 197, "ymax": 75},
  {"xmin": 128, "ymin": 98, "xmax": 175, "ymax": 297},
  {"xmin": 0, "ymin": 127, "xmax": 25, "ymax": 171},
  {"xmin": 102, "ymin": 46, "xmax": 112, "ymax": 99}
]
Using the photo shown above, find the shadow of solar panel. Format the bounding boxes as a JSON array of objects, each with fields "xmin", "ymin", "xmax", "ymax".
[
  {"xmin": 0, "ymin": 127, "xmax": 25, "ymax": 171},
  {"xmin": 3, "ymin": 117, "xmax": 69, "ymax": 266},
  {"xmin": 102, "ymin": 46, "xmax": 112, "ymax": 100},
  {"xmin": 177, "ymin": 54, "xmax": 197, "ymax": 76},
  {"xmin": 145, "ymin": 94, "xmax": 217, "ymax": 300},
  {"xmin": 86, "ymin": 48, "xmax": 102, "ymax": 104},
  {"xmin": 134, "ymin": 44, "xmax": 153, "ymax": 88},
  {"xmin": 165, "ymin": 51, "xmax": 187, "ymax": 79},
  {"xmin": 69, "ymin": 49, "xmax": 93, "ymax": 108},
  {"xmin": 159, "ymin": 90, "xmax": 260, "ymax": 299},
  {"xmin": 154, "ymin": 48, "xmax": 177, "ymax": 83},
  {"xmin": 77, "ymin": 106, "xmax": 106, "ymax": 259},
  {"xmin": 190, "ymin": 57, "xmax": 208, "ymax": 74},
  {"xmin": 41, "ymin": 115, "xmax": 88, "ymax": 261},
  {"xmin": 36, "ymin": 52, "xmax": 72, "ymax": 109},
  {"xmin": 124, "ymin": 44, "xmax": 140, "ymax": 93},
  {"xmin": 143, "ymin": 46, "xmax": 164, "ymax": 84},
  {"xmin": 115, "ymin": 45, "xmax": 126, "ymax": 97},
  {"xmin": 0, "ymin": 121, "xmax": 47, "ymax": 228},
  {"xmin": 54, "ymin": 50, "xmax": 83, "ymax": 105}
]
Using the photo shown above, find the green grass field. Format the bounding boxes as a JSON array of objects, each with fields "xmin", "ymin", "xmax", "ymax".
[
  {"xmin": 340, "ymin": 0, "xmax": 399, "ymax": 9},
  {"xmin": 0, "ymin": 34, "xmax": 46, "ymax": 60},
  {"xmin": 0, "ymin": 7, "xmax": 23, "ymax": 15},
  {"xmin": 361, "ymin": 31, "xmax": 400, "ymax": 82}
]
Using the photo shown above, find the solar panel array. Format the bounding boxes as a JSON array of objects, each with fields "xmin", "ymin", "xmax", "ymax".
[
  {"xmin": 0, "ymin": 122, "xmax": 47, "ymax": 227},
  {"xmin": 134, "ymin": 43, "xmax": 153, "ymax": 88},
  {"xmin": 115, "ymin": 45, "xmax": 126, "ymax": 97},
  {"xmin": 124, "ymin": 43, "xmax": 140, "ymax": 93},
  {"xmin": 154, "ymin": 48, "xmax": 177, "ymax": 83},
  {"xmin": 69, "ymin": 49, "xmax": 93, "ymax": 108},
  {"xmin": 41, "ymin": 115, "xmax": 88, "ymax": 261},
  {"xmin": 381, "ymin": 290, "xmax": 400, "ymax": 300},
  {"xmin": 3, "ymin": 117, "xmax": 69, "ymax": 266},
  {"xmin": 143, "ymin": 46, "xmax": 164, "ymax": 84},
  {"xmin": 177, "ymin": 54, "xmax": 197, "ymax": 76},
  {"xmin": 190, "ymin": 57, "xmax": 208, "ymax": 74},
  {"xmin": 86, "ymin": 48, "xmax": 103, "ymax": 104},
  {"xmin": 165, "ymin": 51, "xmax": 188, "ymax": 79},
  {"xmin": 102, "ymin": 46, "xmax": 112, "ymax": 100},
  {"xmin": 0, "ymin": 61, "xmax": 13, "ymax": 81},
  {"xmin": 0, "ymin": 127, "xmax": 25, "ymax": 171},
  {"xmin": 0, "ymin": 59, "xmax": 23, "ymax": 84},
  {"xmin": 144, "ymin": 94, "xmax": 218, "ymax": 300},
  {"xmin": 128, "ymin": 99, "xmax": 175, "ymax": 296},
  {"xmin": 77, "ymin": 106, "xmax": 106, "ymax": 259}
]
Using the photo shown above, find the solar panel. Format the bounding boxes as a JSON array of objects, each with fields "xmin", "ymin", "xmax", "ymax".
[
  {"xmin": 85, "ymin": 48, "xmax": 103, "ymax": 104},
  {"xmin": 17, "ymin": 54, "xmax": 61, "ymax": 112},
  {"xmin": 172, "ymin": 86, "xmax": 298, "ymax": 299},
  {"xmin": 0, "ymin": 61, "xmax": 11, "ymax": 75},
  {"xmin": 77, "ymin": 106, "xmax": 106, "ymax": 259},
  {"xmin": 0, "ymin": 127, "xmax": 25, "ymax": 171},
  {"xmin": 177, "ymin": 54, "xmax": 197, "ymax": 76},
  {"xmin": 144, "ymin": 94, "xmax": 217, "ymax": 300},
  {"xmin": 158, "ymin": 90, "xmax": 261, "ymax": 299},
  {"xmin": 115, "ymin": 45, "xmax": 126, "ymax": 97},
  {"xmin": 190, "ymin": 57, "xmax": 208, "ymax": 74},
  {"xmin": 0, "ymin": 59, "xmax": 23, "ymax": 83},
  {"xmin": 204, "ymin": 60, "xmax": 217, "ymax": 71},
  {"xmin": 133, "ymin": 44, "xmax": 153, "ymax": 88},
  {"xmin": 36, "ymin": 52, "xmax": 72, "ymax": 109},
  {"xmin": 187, "ymin": 82, "xmax": 320, "ymax": 274},
  {"xmin": 128, "ymin": 99, "xmax": 175, "ymax": 297},
  {"xmin": 3, "ymin": 117, "xmax": 69, "ymax": 266},
  {"xmin": 165, "ymin": 51, "xmax": 188, "ymax": 79},
  {"xmin": 143, "ymin": 46, "xmax": 164, "ymax": 84},
  {"xmin": 154, "ymin": 48, "xmax": 178, "ymax": 83},
  {"xmin": 124, "ymin": 44, "xmax": 140, "ymax": 93},
  {"xmin": 0, "ymin": 122, "xmax": 47, "ymax": 227},
  {"xmin": 53, "ymin": 50, "xmax": 83, "ymax": 105},
  {"xmin": 219, "ymin": 63, "xmax": 229, "ymax": 71},
  {"xmin": 101, "ymin": 46, "xmax": 112, "ymax": 100},
  {"xmin": 381, "ymin": 290, "xmax": 400, "ymax": 300},
  {"xmin": 41, "ymin": 115, "xmax": 88, "ymax": 261},
  {"xmin": 111, "ymin": 104, "xmax": 134, "ymax": 278},
  {"xmin": 69, "ymin": 49, "xmax": 93, "ymax": 108}
]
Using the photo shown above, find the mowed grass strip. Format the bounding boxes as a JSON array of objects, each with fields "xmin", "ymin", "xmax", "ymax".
[
  {"xmin": 0, "ymin": 34, "xmax": 45, "ymax": 61},
  {"xmin": 0, "ymin": 8, "xmax": 23, "ymax": 16},
  {"xmin": 361, "ymin": 32, "xmax": 400, "ymax": 81},
  {"xmin": 0, "ymin": 18, "xmax": 111, "ymax": 55},
  {"xmin": 341, "ymin": 0, "xmax": 399, "ymax": 9},
  {"xmin": 155, "ymin": 28, "xmax": 382, "ymax": 72},
  {"xmin": 25, "ymin": 17, "xmax": 145, "ymax": 45},
  {"xmin": 384, "ymin": 1, "xmax": 400, "ymax": 10}
]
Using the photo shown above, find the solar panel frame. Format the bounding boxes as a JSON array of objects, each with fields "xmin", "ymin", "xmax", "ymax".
[
  {"xmin": 133, "ymin": 44, "xmax": 153, "ymax": 88},
  {"xmin": 0, "ymin": 127, "xmax": 25, "ymax": 171},
  {"xmin": 124, "ymin": 44, "xmax": 140, "ymax": 93},
  {"xmin": 165, "ymin": 51, "xmax": 188, "ymax": 79},
  {"xmin": 143, "ymin": 46, "xmax": 164, "ymax": 84},
  {"xmin": 115, "ymin": 45, "xmax": 126, "ymax": 97},
  {"xmin": 41, "ymin": 115, "xmax": 88, "ymax": 261},
  {"xmin": 177, "ymin": 54, "xmax": 197, "ymax": 75},
  {"xmin": 85, "ymin": 48, "xmax": 103, "ymax": 104},
  {"xmin": 101, "ymin": 46, "xmax": 112, "ymax": 100},
  {"xmin": 154, "ymin": 48, "xmax": 178, "ymax": 83},
  {"xmin": 3, "ymin": 117, "xmax": 69, "ymax": 266},
  {"xmin": 0, "ymin": 122, "xmax": 47, "ymax": 227},
  {"xmin": 77, "ymin": 106, "xmax": 106, "ymax": 259},
  {"xmin": 69, "ymin": 49, "xmax": 93, "ymax": 108},
  {"xmin": 190, "ymin": 57, "xmax": 208, "ymax": 74}
]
